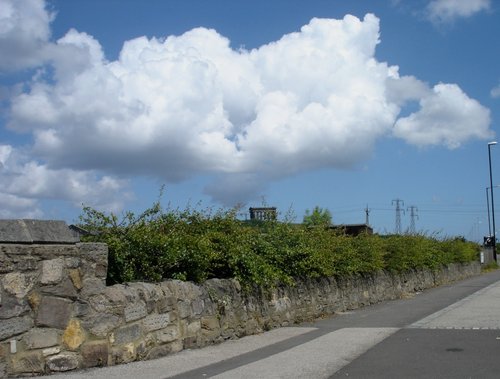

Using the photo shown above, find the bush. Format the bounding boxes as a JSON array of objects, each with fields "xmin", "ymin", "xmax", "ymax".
[
  {"xmin": 382, "ymin": 234, "xmax": 480, "ymax": 272},
  {"xmin": 79, "ymin": 201, "xmax": 480, "ymax": 288}
]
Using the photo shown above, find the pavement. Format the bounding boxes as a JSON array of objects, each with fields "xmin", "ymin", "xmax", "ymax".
[{"xmin": 41, "ymin": 269, "xmax": 500, "ymax": 379}]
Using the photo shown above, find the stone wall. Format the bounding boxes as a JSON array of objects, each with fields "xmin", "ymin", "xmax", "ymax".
[
  {"xmin": 0, "ymin": 241, "xmax": 480, "ymax": 377},
  {"xmin": 0, "ymin": 242, "xmax": 107, "ymax": 376}
]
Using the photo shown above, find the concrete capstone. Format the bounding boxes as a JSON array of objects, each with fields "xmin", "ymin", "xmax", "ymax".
[{"xmin": 0, "ymin": 220, "xmax": 80, "ymax": 244}]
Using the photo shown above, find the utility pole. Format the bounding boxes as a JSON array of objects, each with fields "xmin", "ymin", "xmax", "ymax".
[
  {"xmin": 392, "ymin": 199, "xmax": 404, "ymax": 234},
  {"xmin": 407, "ymin": 206, "xmax": 418, "ymax": 234},
  {"xmin": 488, "ymin": 141, "xmax": 497, "ymax": 261},
  {"xmin": 365, "ymin": 205, "xmax": 371, "ymax": 226},
  {"xmin": 487, "ymin": 187, "xmax": 492, "ymax": 237}
]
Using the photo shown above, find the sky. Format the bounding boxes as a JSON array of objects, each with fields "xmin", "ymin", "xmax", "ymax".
[{"xmin": 0, "ymin": 0, "xmax": 499, "ymax": 240}]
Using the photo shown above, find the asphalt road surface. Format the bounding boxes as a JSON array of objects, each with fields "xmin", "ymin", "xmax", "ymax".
[{"xmin": 43, "ymin": 270, "xmax": 500, "ymax": 379}]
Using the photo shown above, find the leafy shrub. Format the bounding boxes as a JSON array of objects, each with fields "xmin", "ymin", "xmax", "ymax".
[
  {"xmin": 382, "ymin": 234, "xmax": 479, "ymax": 272},
  {"xmin": 79, "ymin": 200, "xmax": 479, "ymax": 288}
]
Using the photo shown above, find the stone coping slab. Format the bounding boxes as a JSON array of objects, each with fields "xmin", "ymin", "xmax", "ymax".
[{"xmin": 0, "ymin": 219, "xmax": 80, "ymax": 244}]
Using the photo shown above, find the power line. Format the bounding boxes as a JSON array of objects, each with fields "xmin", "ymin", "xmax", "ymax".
[
  {"xmin": 366, "ymin": 207, "xmax": 484, "ymax": 214},
  {"xmin": 330, "ymin": 208, "xmax": 361, "ymax": 214},
  {"xmin": 418, "ymin": 209, "xmax": 484, "ymax": 214}
]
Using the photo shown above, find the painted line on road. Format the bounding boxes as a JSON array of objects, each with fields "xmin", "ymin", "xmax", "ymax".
[
  {"xmin": 409, "ymin": 279, "xmax": 500, "ymax": 330},
  {"xmin": 211, "ymin": 328, "xmax": 399, "ymax": 379}
]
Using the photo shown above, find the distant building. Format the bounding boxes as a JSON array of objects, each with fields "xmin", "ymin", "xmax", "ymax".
[
  {"xmin": 330, "ymin": 224, "xmax": 373, "ymax": 236},
  {"xmin": 69, "ymin": 224, "xmax": 93, "ymax": 239},
  {"xmin": 249, "ymin": 207, "xmax": 277, "ymax": 221}
]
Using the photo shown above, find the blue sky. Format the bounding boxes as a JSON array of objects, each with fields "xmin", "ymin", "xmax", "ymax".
[{"xmin": 1, "ymin": 0, "xmax": 499, "ymax": 240}]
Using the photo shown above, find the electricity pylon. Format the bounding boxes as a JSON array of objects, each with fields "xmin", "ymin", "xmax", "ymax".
[
  {"xmin": 392, "ymin": 199, "xmax": 404, "ymax": 234},
  {"xmin": 407, "ymin": 206, "xmax": 418, "ymax": 234}
]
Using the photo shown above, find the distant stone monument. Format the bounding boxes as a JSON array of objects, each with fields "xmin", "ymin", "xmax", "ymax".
[{"xmin": 249, "ymin": 207, "xmax": 277, "ymax": 221}]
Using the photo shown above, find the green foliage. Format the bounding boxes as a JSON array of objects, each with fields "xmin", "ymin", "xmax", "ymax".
[
  {"xmin": 79, "ymin": 200, "xmax": 480, "ymax": 288},
  {"xmin": 303, "ymin": 206, "xmax": 332, "ymax": 227},
  {"xmin": 382, "ymin": 234, "xmax": 479, "ymax": 272}
]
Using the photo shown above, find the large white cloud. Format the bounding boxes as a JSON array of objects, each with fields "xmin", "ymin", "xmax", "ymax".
[
  {"xmin": 0, "ymin": 0, "xmax": 54, "ymax": 71},
  {"xmin": 393, "ymin": 84, "xmax": 491, "ymax": 148},
  {"xmin": 8, "ymin": 15, "xmax": 402, "ymax": 183},
  {"xmin": 0, "ymin": 3, "xmax": 494, "ymax": 209},
  {"xmin": 426, "ymin": 0, "xmax": 491, "ymax": 24}
]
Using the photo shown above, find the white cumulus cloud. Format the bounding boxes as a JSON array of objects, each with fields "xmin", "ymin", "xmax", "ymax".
[
  {"xmin": 0, "ymin": 144, "xmax": 131, "ymax": 216},
  {"xmin": 0, "ymin": 0, "xmax": 54, "ymax": 71},
  {"xmin": 8, "ymin": 15, "xmax": 403, "ymax": 190},
  {"xmin": 0, "ymin": 2, "xmax": 494, "ymax": 209},
  {"xmin": 393, "ymin": 83, "xmax": 492, "ymax": 148},
  {"xmin": 426, "ymin": 0, "xmax": 491, "ymax": 24}
]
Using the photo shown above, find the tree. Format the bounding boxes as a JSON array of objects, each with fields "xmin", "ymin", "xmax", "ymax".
[{"xmin": 303, "ymin": 206, "xmax": 332, "ymax": 227}]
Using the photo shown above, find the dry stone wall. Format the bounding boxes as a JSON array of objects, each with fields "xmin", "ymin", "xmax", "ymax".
[{"xmin": 0, "ymin": 224, "xmax": 481, "ymax": 377}]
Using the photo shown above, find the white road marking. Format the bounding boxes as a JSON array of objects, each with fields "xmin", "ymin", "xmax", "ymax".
[
  {"xmin": 409, "ymin": 280, "xmax": 500, "ymax": 330},
  {"xmin": 212, "ymin": 328, "xmax": 399, "ymax": 379}
]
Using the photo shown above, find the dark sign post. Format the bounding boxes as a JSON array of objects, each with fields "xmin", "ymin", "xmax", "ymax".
[{"xmin": 488, "ymin": 141, "xmax": 497, "ymax": 261}]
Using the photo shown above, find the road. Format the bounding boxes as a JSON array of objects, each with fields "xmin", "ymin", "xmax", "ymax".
[{"xmin": 43, "ymin": 270, "xmax": 500, "ymax": 379}]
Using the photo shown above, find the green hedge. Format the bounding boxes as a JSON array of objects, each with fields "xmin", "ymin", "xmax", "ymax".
[{"xmin": 79, "ymin": 202, "xmax": 480, "ymax": 288}]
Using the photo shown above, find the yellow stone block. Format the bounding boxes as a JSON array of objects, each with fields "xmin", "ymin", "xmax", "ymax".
[
  {"xmin": 69, "ymin": 269, "xmax": 83, "ymax": 290},
  {"xmin": 63, "ymin": 319, "xmax": 86, "ymax": 350}
]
